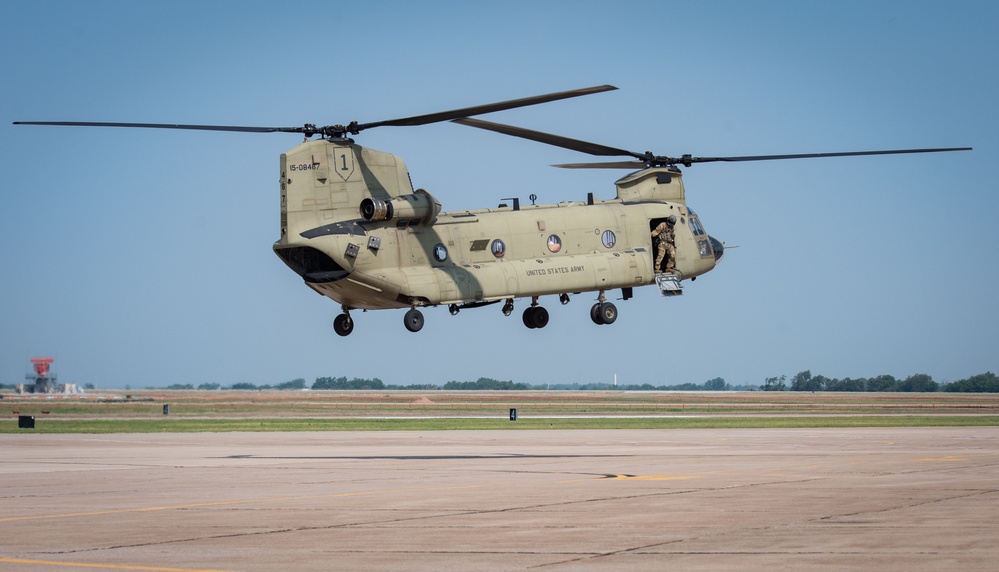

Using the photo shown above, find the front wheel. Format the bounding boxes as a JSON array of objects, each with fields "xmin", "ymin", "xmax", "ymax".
[{"xmin": 333, "ymin": 314, "xmax": 354, "ymax": 337}]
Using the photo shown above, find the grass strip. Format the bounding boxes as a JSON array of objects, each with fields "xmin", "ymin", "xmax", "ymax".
[{"xmin": 3, "ymin": 416, "xmax": 999, "ymax": 433}]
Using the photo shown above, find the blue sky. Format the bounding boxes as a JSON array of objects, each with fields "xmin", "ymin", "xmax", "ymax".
[{"xmin": 2, "ymin": 1, "xmax": 995, "ymax": 389}]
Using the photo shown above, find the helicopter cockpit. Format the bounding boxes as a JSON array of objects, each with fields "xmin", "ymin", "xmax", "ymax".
[{"xmin": 687, "ymin": 210, "xmax": 724, "ymax": 264}]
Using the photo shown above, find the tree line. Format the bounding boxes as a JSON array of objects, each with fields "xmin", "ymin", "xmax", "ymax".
[
  {"xmin": 761, "ymin": 371, "xmax": 999, "ymax": 393},
  {"xmin": 146, "ymin": 371, "xmax": 998, "ymax": 393}
]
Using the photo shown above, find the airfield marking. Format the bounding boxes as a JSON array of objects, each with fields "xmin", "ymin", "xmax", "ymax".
[
  {"xmin": 0, "ymin": 558, "xmax": 229, "ymax": 572},
  {"xmin": 602, "ymin": 474, "xmax": 696, "ymax": 481},
  {"xmin": 0, "ymin": 483, "xmax": 493, "ymax": 524}
]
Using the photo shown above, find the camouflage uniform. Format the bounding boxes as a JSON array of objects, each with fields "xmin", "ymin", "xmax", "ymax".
[{"xmin": 652, "ymin": 219, "xmax": 676, "ymax": 273}]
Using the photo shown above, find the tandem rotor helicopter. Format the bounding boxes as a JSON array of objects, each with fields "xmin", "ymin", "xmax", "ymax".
[{"xmin": 16, "ymin": 86, "xmax": 970, "ymax": 336}]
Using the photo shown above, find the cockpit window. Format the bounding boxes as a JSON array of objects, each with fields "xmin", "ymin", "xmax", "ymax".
[{"xmin": 690, "ymin": 216, "xmax": 705, "ymax": 236}]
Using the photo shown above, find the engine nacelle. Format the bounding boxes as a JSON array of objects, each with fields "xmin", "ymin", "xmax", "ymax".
[{"xmin": 360, "ymin": 188, "xmax": 441, "ymax": 225}]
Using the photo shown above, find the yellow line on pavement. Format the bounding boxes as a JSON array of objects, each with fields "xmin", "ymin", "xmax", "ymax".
[
  {"xmin": 0, "ymin": 558, "xmax": 229, "ymax": 571},
  {"xmin": 0, "ymin": 484, "xmax": 491, "ymax": 524}
]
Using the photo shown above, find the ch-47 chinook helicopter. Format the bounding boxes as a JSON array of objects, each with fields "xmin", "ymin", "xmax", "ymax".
[{"xmin": 16, "ymin": 85, "xmax": 970, "ymax": 336}]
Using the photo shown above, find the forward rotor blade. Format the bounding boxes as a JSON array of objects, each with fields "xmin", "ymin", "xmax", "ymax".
[
  {"xmin": 359, "ymin": 85, "xmax": 617, "ymax": 130},
  {"xmin": 15, "ymin": 85, "xmax": 618, "ymax": 138},
  {"xmin": 12, "ymin": 121, "xmax": 300, "ymax": 133},
  {"xmin": 453, "ymin": 117, "xmax": 643, "ymax": 159}
]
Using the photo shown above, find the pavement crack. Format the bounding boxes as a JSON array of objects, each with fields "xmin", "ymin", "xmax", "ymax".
[{"xmin": 817, "ymin": 488, "xmax": 999, "ymax": 521}]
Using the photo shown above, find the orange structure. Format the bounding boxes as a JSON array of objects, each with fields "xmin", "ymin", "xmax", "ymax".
[
  {"xmin": 19, "ymin": 356, "xmax": 62, "ymax": 394},
  {"xmin": 31, "ymin": 357, "xmax": 54, "ymax": 378}
]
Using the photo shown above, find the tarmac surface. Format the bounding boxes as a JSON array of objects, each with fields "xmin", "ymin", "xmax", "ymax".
[{"xmin": 1, "ymin": 427, "xmax": 997, "ymax": 571}]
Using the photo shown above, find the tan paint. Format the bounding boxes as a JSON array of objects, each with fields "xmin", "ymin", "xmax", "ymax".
[{"xmin": 274, "ymin": 140, "xmax": 721, "ymax": 312}]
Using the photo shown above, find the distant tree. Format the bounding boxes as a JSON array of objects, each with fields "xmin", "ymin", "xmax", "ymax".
[
  {"xmin": 360, "ymin": 377, "xmax": 385, "ymax": 390},
  {"xmin": 313, "ymin": 376, "xmax": 348, "ymax": 390},
  {"xmin": 197, "ymin": 383, "xmax": 221, "ymax": 390},
  {"xmin": 84, "ymin": 383, "xmax": 95, "ymax": 390},
  {"xmin": 443, "ymin": 377, "xmax": 529, "ymax": 390},
  {"xmin": 663, "ymin": 383, "xmax": 702, "ymax": 390},
  {"xmin": 867, "ymin": 375, "xmax": 898, "ymax": 392},
  {"xmin": 811, "ymin": 375, "xmax": 831, "ymax": 391},
  {"xmin": 626, "ymin": 384, "xmax": 658, "ymax": 391},
  {"xmin": 166, "ymin": 384, "xmax": 194, "ymax": 390},
  {"xmin": 790, "ymin": 370, "xmax": 822, "ymax": 392},
  {"xmin": 762, "ymin": 375, "xmax": 787, "ymax": 391},
  {"xmin": 827, "ymin": 377, "xmax": 866, "ymax": 392},
  {"xmin": 945, "ymin": 372, "xmax": 999, "ymax": 393},
  {"xmin": 231, "ymin": 382, "xmax": 258, "ymax": 390},
  {"xmin": 897, "ymin": 374, "xmax": 938, "ymax": 392},
  {"xmin": 386, "ymin": 383, "xmax": 440, "ymax": 390},
  {"xmin": 312, "ymin": 376, "xmax": 385, "ymax": 390},
  {"xmin": 704, "ymin": 378, "xmax": 728, "ymax": 391},
  {"xmin": 276, "ymin": 378, "xmax": 307, "ymax": 390}
]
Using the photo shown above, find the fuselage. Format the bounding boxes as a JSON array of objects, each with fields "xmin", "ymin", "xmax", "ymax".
[{"xmin": 273, "ymin": 139, "xmax": 723, "ymax": 311}]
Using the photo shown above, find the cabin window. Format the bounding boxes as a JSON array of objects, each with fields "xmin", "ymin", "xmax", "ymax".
[
  {"xmin": 433, "ymin": 244, "xmax": 448, "ymax": 263},
  {"xmin": 601, "ymin": 230, "xmax": 616, "ymax": 248},
  {"xmin": 547, "ymin": 234, "xmax": 562, "ymax": 253},
  {"xmin": 491, "ymin": 239, "xmax": 505, "ymax": 258}
]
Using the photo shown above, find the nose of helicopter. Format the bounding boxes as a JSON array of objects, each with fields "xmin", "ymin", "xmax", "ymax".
[{"xmin": 709, "ymin": 235, "xmax": 725, "ymax": 264}]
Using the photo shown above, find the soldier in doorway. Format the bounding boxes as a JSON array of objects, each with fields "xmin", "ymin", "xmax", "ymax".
[{"xmin": 652, "ymin": 216, "xmax": 677, "ymax": 273}]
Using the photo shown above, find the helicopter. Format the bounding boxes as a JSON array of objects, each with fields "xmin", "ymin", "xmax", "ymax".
[{"xmin": 15, "ymin": 86, "xmax": 970, "ymax": 336}]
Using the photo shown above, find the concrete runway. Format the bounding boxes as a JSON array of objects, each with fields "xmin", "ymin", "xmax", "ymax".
[{"xmin": 1, "ymin": 428, "xmax": 997, "ymax": 571}]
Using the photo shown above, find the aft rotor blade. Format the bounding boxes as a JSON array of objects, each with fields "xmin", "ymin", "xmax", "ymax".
[
  {"xmin": 553, "ymin": 161, "xmax": 648, "ymax": 169},
  {"xmin": 359, "ymin": 85, "xmax": 618, "ymax": 130},
  {"xmin": 453, "ymin": 117, "xmax": 643, "ymax": 159},
  {"xmin": 558, "ymin": 147, "xmax": 973, "ymax": 169},
  {"xmin": 688, "ymin": 147, "xmax": 973, "ymax": 164},
  {"xmin": 12, "ymin": 121, "xmax": 301, "ymax": 133}
]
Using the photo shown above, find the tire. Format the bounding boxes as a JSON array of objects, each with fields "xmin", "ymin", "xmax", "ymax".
[
  {"xmin": 404, "ymin": 309, "xmax": 425, "ymax": 332},
  {"xmin": 522, "ymin": 308, "xmax": 537, "ymax": 329},
  {"xmin": 531, "ymin": 306, "xmax": 549, "ymax": 328},
  {"xmin": 599, "ymin": 302, "xmax": 618, "ymax": 325},
  {"xmin": 590, "ymin": 303, "xmax": 604, "ymax": 325},
  {"xmin": 333, "ymin": 314, "xmax": 354, "ymax": 337}
]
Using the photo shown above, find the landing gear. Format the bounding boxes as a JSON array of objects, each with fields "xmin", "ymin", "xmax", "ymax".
[
  {"xmin": 333, "ymin": 313, "xmax": 354, "ymax": 336},
  {"xmin": 590, "ymin": 302, "xmax": 618, "ymax": 325},
  {"xmin": 522, "ymin": 296, "xmax": 549, "ymax": 329},
  {"xmin": 448, "ymin": 304, "xmax": 460, "ymax": 316},
  {"xmin": 590, "ymin": 290, "xmax": 618, "ymax": 325},
  {"xmin": 333, "ymin": 306, "xmax": 354, "ymax": 337},
  {"xmin": 559, "ymin": 293, "xmax": 570, "ymax": 305},
  {"xmin": 404, "ymin": 308, "xmax": 425, "ymax": 332},
  {"xmin": 522, "ymin": 305, "xmax": 550, "ymax": 329}
]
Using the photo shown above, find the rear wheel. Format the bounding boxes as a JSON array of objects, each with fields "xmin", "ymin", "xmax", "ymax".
[
  {"xmin": 523, "ymin": 308, "xmax": 537, "ymax": 329},
  {"xmin": 590, "ymin": 303, "xmax": 603, "ymax": 325},
  {"xmin": 404, "ymin": 309, "xmax": 425, "ymax": 332},
  {"xmin": 527, "ymin": 306, "xmax": 549, "ymax": 328},
  {"xmin": 598, "ymin": 302, "xmax": 618, "ymax": 325}
]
